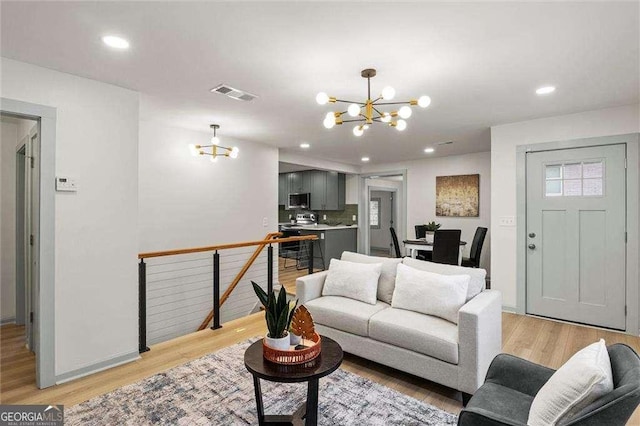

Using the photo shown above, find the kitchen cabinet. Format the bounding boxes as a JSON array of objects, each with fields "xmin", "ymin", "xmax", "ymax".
[
  {"xmin": 298, "ymin": 227, "xmax": 357, "ymax": 270},
  {"xmin": 279, "ymin": 170, "xmax": 345, "ymax": 211}
]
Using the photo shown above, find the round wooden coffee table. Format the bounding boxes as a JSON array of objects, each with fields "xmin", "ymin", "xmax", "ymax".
[{"xmin": 244, "ymin": 336, "xmax": 343, "ymax": 426}]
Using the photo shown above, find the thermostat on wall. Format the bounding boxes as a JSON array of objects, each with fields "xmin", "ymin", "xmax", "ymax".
[{"xmin": 56, "ymin": 177, "xmax": 77, "ymax": 192}]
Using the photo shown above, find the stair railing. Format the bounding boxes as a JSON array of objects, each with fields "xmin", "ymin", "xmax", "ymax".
[{"xmin": 137, "ymin": 232, "xmax": 318, "ymax": 353}]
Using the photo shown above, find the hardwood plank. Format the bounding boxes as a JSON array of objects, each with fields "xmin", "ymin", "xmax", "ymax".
[{"xmin": 2, "ymin": 312, "xmax": 639, "ymax": 423}]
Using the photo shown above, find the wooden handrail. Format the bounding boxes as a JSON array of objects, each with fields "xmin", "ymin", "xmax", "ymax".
[
  {"xmin": 138, "ymin": 234, "xmax": 318, "ymax": 259},
  {"xmin": 195, "ymin": 232, "xmax": 318, "ymax": 330}
]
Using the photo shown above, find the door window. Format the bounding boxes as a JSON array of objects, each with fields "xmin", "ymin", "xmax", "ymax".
[{"xmin": 544, "ymin": 160, "xmax": 604, "ymax": 197}]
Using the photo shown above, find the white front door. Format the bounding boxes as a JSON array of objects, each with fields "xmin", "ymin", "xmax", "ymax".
[{"xmin": 526, "ymin": 144, "xmax": 626, "ymax": 330}]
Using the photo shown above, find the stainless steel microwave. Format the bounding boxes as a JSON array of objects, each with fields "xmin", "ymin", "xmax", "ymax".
[{"xmin": 288, "ymin": 193, "xmax": 310, "ymax": 209}]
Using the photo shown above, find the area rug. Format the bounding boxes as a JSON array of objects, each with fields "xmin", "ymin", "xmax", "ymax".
[{"xmin": 66, "ymin": 339, "xmax": 458, "ymax": 425}]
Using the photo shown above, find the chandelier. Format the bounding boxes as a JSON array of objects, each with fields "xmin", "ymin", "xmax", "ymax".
[
  {"xmin": 316, "ymin": 68, "xmax": 431, "ymax": 137},
  {"xmin": 188, "ymin": 124, "xmax": 239, "ymax": 162}
]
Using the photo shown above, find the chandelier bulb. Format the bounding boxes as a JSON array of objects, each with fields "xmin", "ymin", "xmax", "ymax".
[
  {"xmin": 188, "ymin": 144, "xmax": 200, "ymax": 157},
  {"xmin": 316, "ymin": 92, "xmax": 330, "ymax": 105},
  {"xmin": 396, "ymin": 119, "xmax": 407, "ymax": 131},
  {"xmin": 323, "ymin": 117, "xmax": 335, "ymax": 129},
  {"xmin": 210, "ymin": 155, "xmax": 218, "ymax": 163},
  {"xmin": 347, "ymin": 104, "xmax": 361, "ymax": 117},
  {"xmin": 381, "ymin": 113, "xmax": 391, "ymax": 123},
  {"xmin": 229, "ymin": 147, "xmax": 239, "ymax": 159},
  {"xmin": 353, "ymin": 125, "xmax": 364, "ymax": 137},
  {"xmin": 418, "ymin": 95, "xmax": 431, "ymax": 108},
  {"xmin": 211, "ymin": 136, "xmax": 220, "ymax": 145},
  {"xmin": 381, "ymin": 86, "xmax": 396, "ymax": 100},
  {"xmin": 398, "ymin": 106, "xmax": 412, "ymax": 119}
]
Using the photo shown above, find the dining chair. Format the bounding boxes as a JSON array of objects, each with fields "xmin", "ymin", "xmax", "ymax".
[
  {"xmin": 414, "ymin": 225, "xmax": 431, "ymax": 261},
  {"xmin": 390, "ymin": 227, "xmax": 402, "ymax": 258},
  {"xmin": 432, "ymin": 229, "xmax": 461, "ymax": 265},
  {"xmin": 462, "ymin": 227, "xmax": 488, "ymax": 268}
]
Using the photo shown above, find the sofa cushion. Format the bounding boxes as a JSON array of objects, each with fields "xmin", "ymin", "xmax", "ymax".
[
  {"xmin": 402, "ymin": 257, "xmax": 486, "ymax": 301},
  {"xmin": 322, "ymin": 259, "xmax": 382, "ymax": 305},
  {"xmin": 341, "ymin": 251, "xmax": 402, "ymax": 304},
  {"xmin": 392, "ymin": 263, "xmax": 469, "ymax": 324},
  {"xmin": 305, "ymin": 296, "xmax": 390, "ymax": 337},
  {"xmin": 369, "ymin": 307, "xmax": 459, "ymax": 364},
  {"xmin": 528, "ymin": 339, "xmax": 613, "ymax": 426}
]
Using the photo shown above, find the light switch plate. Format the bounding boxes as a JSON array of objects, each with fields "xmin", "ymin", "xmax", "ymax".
[
  {"xmin": 499, "ymin": 216, "xmax": 516, "ymax": 227},
  {"xmin": 56, "ymin": 177, "xmax": 77, "ymax": 192},
  {"xmin": 262, "ymin": 217, "xmax": 268, "ymax": 227}
]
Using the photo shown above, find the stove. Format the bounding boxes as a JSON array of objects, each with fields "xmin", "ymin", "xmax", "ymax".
[{"xmin": 295, "ymin": 211, "xmax": 317, "ymax": 225}]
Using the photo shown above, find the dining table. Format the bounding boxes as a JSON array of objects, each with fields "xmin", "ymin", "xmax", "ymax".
[{"xmin": 403, "ymin": 238, "xmax": 467, "ymax": 265}]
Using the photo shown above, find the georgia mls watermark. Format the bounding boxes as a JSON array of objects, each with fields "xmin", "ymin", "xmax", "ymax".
[{"xmin": 0, "ymin": 405, "xmax": 63, "ymax": 426}]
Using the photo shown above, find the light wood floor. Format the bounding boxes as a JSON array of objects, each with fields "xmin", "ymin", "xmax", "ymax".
[
  {"xmin": 2, "ymin": 312, "xmax": 640, "ymax": 423},
  {"xmin": 278, "ymin": 256, "xmax": 321, "ymax": 294}
]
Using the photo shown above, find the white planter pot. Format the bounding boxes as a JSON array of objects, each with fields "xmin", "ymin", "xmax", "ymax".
[
  {"xmin": 289, "ymin": 332, "xmax": 302, "ymax": 346},
  {"xmin": 425, "ymin": 232, "xmax": 434, "ymax": 244},
  {"xmin": 265, "ymin": 332, "xmax": 290, "ymax": 350}
]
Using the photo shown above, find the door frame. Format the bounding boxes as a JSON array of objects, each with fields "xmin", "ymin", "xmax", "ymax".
[
  {"xmin": 368, "ymin": 187, "xmax": 398, "ymax": 256},
  {"xmin": 358, "ymin": 170, "xmax": 407, "ymax": 256},
  {"xmin": 516, "ymin": 133, "xmax": 639, "ymax": 335},
  {"xmin": 15, "ymin": 144, "xmax": 27, "ymax": 326},
  {"xmin": 1, "ymin": 98, "xmax": 56, "ymax": 387}
]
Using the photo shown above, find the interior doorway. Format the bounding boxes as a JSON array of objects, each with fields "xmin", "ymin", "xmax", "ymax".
[
  {"xmin": 1, "ymin": 98, "xmax": 56, "ymax": 388},
  {"xmin": 369, "ymin": 190, "xmax": 396, "ymax": 257},
  {"xmin": 1, "ymin": 114, "xmax": 40, "ymax": 384},
  {"xmin": 360, "ymin": 173, "xmax": 406, "ymax": 257}
]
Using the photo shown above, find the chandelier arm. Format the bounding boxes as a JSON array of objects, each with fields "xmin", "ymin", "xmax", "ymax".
[
  {"xmin": 198, "ymin": 145, "xmax": 233, "ymax": 151},
  {"xmin": 372, "ymin": 101, "xmax": 413, "ymax": 106},
  {"xmin": 334, "ymin": 99, "xmax": 366, "ymax": 105},
  {"xmin": 341, "ymin": 118, "xmax": 366, "ymax": 123},
  {"xmin": 372, "ymin": 106, "xmax": 385, "ymax": 117},
  {"xmin": 370, "ymin": 96, "xmax": 383, "ymax": 104}
]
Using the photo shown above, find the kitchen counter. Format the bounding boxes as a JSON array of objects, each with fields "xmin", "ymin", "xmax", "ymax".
[{"xmin": 279, "ymin": 224, "xmax": 358, "ymax": 231}]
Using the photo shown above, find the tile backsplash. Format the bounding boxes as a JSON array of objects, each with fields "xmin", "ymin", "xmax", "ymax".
[{"xmin": 279, "ymin": 204, "xmax": 358, "ymax": 225}]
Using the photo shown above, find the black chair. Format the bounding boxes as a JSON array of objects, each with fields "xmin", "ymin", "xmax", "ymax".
[
  {"xmin": 462, "ymin": 227, "xmax": 488, "ymax": 268},
  {"xmin": 458, "ymin": 344, "xmax": 640, "ymax": 426},
  {"xmin": 390, "ymin": 227, "xmax": 402, "ymax": 258},
  {"xmin": 414, "ymin": 225, "xmax": 431, "ymax": 261},
  {"xmin": 432, "ymin": 229, "xmax": 461, "ymax": 265},
  {"xmin": 280, "ymin": 230, "xmax": 301, "ymax": 269}
]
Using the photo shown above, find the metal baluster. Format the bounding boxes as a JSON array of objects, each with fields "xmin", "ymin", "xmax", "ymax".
[
  {"xmin": 267, "ymin": 244, "xmax": 273, "ymax": 295},
  {"xmin": 212, "ymin": 251, "xmax": 221, "ymax": 330},
  {"xmin": 138, "ymin": 259, "xmax": 150, "ymax": 353}
]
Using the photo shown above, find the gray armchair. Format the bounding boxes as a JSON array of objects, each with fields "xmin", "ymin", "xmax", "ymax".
[{"xmin": 458, "ymin": 344, "xmax": 640, "ymax": 426}]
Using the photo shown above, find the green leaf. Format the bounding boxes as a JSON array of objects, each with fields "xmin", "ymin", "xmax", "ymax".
[
  {"xmin": 276, "ymin": 286, "xmax": 287, "ymax": 314},
  {"xmin": 266, "ymin": 310, "xmax": 277, "ymax": 337},
  {"xmin": 275, "ymin": 308, "xmax": 289, "ymax": 338},
  {"xmin": 251, "ymin": 281, "xmax": 269, "ymax": 307}
]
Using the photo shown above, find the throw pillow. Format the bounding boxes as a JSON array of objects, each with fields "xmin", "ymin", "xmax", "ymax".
[
  {"xmin": 402, "ymin": 257, "xmax": 486, "ymax": 301},
  {"xmin": 391, "ymin": 263, "xmax": 470, "ymax": 324},
  {"xmin": 322, "ymin": 258, "xmax": 382, "ymax": 305},
  {"xmin": 527, "ymin": 339, "xmax": 613, "ymax": 426},
  {"xmin": 341, "ymin": 251, "xmax": 402, "ymax": 304}
]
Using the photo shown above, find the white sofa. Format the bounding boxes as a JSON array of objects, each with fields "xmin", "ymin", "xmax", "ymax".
[{"xmin": 296, "ymin": 252, "xmax": 502, "ymax": 397}]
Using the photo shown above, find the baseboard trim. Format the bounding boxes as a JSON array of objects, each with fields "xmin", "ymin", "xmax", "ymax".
[
  {"xmin": 0, "ymin": 317, "xmax": 16, "ymax": 325},
  {"xmin": 56, "ymin": 350, "xmax": 140, "ymax": 384},
  {"xmin": 502, "ymin": 305, "xmax": 518, "ymax": 313}
]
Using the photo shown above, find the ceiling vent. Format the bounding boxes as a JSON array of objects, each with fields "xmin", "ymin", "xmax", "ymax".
[
  {"xmin": 437, "ymin": 140, "xmax": 454, "ymax": 146},
  {"xmin": 210, "ymin": 84, "xmax": 258, "ymax": 102}
]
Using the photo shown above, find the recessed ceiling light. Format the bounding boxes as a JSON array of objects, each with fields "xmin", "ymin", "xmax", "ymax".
[
  {"xmin": 536, "ymin": 86, "xmax": 556, "ymax": 95},
  {"xmin": 300, "ymin": 143, "xmax": 310, "ymax": 149},
  {"xmin": 424, "ymin": 147, "xmax": 435, "ymax": 153},
  {"xmin": 361, "ymin": 157, "xmax": 370, "ymax": 162},
  {"xmin": 102, "ymin": 35, "xmax": 130, "ymax": 49}
]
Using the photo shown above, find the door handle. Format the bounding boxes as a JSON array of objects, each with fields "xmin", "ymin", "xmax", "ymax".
[{"xmin": 528, "ymin": 244, "xmax": 536, "ymax": 250}]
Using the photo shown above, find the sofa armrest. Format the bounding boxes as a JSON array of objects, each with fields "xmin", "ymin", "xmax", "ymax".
[
  {"xmin": 485, "ymin": 353, "xmax": 555, "ymax": 397},
  {"xmin": 295, "ymin": 271, "xmax": 329, "ymax": 304},
  {"xmin": 458, "ymin": 290, "xmax": 503, "ymax": 394}
]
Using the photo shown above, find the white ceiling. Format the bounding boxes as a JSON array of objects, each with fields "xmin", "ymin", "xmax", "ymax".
[{"xmin": 1, "ymin": 2, "xmax": 638, "ymax": 165}]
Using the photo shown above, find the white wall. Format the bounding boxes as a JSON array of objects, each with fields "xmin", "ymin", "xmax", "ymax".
[
  {"xmin": 491, "ymin": 104, "xmax": 640, "ymax": 309},
  {"xmin": 363, "ymin": 151, "xmax": 492, "ymax": 271},
  {"xmin": 1, "ymin": 59, "xmax": 140, "ymax": 377},
  {"xmin": 139, "ymin": 122, "xmax": 279, "ymax": 343},
  {"xmin": 1, "ymin": 121, "xmax": 18, "ymax": 322},
  {"xmin": 345, "ymin": 174, "xmax": 358, "ymax": 204}
]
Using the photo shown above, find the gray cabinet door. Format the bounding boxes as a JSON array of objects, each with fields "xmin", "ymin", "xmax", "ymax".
[
  {"xmin": 337, "ymin": 173, "xmax": 346, "ymax": 210},
  {"xmin": 278, "ymin": 174, "xmax": 286, "ymax": 206},
  {"xmin": 309, "ymin": 170, "xmax": 326, "ymax": 210},
  {"xmin": 324, "ymin": 171, "xmax": 340, "ymax": 210}
]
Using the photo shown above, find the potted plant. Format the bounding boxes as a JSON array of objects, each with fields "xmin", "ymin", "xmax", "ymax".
[
  {"xmin": 424, "ymin": 221, "xmax": 441, "ymax": 243},
  {"xmin": 252, "ymin": 281, "xmax": 297, "ymax": 350}
]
